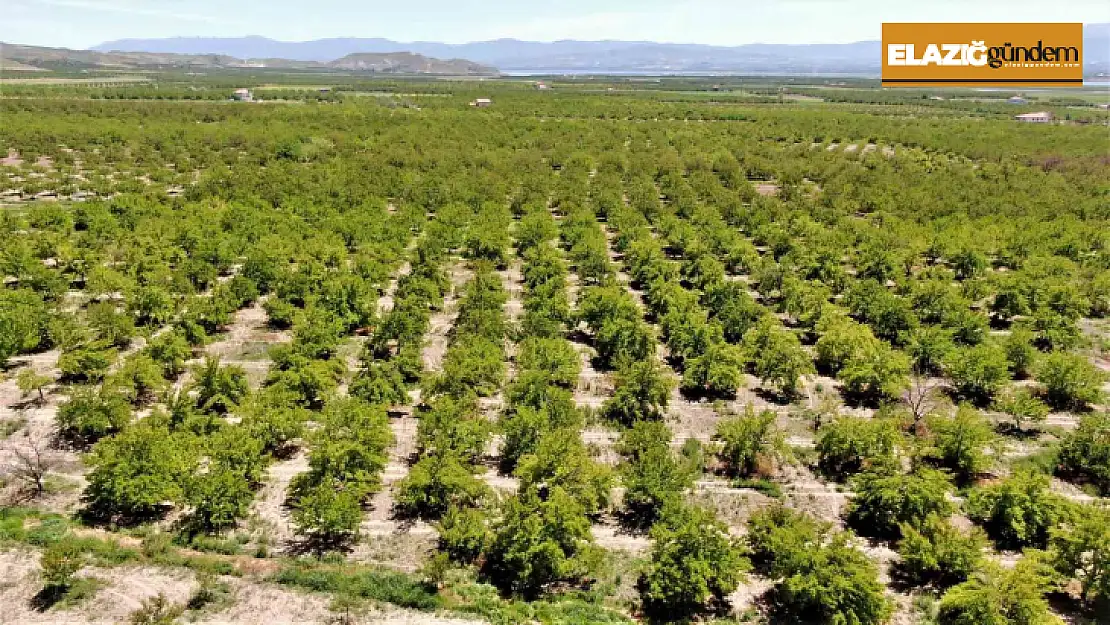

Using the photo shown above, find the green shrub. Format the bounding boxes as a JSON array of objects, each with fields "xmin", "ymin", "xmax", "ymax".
[
  {"xmin": 846, "ymin": 466, "xmax": 954, "ymax": 539},
  {"xmin": 896, "ymin": 515, "xmax": 987, "ymax": 589},
  {"xmin": 816, "ymin": 416, "xmax": 900, "ymax": 481},
  {"xmin": 966, "ymin": 471, "xmax": 1074, "ymax": 549},
  {"xmin": 639, "ymin": 505, "xmax": 749, "ymax": 619}
]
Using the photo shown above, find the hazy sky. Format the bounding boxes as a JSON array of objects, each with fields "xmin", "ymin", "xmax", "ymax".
[{"xmin": 5, "ymin": 0, "xmax": 1109, "ymax": 49}]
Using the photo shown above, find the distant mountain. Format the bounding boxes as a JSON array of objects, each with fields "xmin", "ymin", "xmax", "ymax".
[
  {"xmin": 0, "ymin": 43, "xmax": 497, "ymax": 75},
  {"xmin": 95, "ymin": 25, "xmax": 1110, "ymax": 74},
  {"xmin": 94, "ymin": 36, "xmax": 881, "ymax": 73},
  {"xmin": 327, "ymin": 52, "xmax": 491, "ymax": 74}
]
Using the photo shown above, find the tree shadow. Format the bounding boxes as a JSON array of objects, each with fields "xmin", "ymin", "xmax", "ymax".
[
  {"xmin": 753, "ymin": 387, "xmax": 796, "ymax": 407},
  {"xmin": 678, "ymin": 386, "xmax": 736, "ymax": 402},
  {"xmin": 614, "ymin": 507, "xmax": 658, "ymax": 535},
  {"xmin": 29, "ymin": 585, "xmax": 66, "ymax": 612},
  {"xmin": 1046, "ymin": 591, "xmax": 1102, "ymax": 624},
  {"xmin": 284, "ymin": 533, "xmax": 355, "ymax": 558},
  {"xmin": 7, "ymin": 396, "xmax": 44, "ymax": 411},
  {"xmin": 77, "ymin": 502, "xmax": 172, "ymax": 529},
  {"xmin": 994, "ymin": 422, "xmax": 1042, "ymax": 440}
]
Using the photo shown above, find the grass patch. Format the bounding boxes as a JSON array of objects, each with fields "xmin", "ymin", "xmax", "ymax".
[
  {"xmin": 0, "ymin": 416, "xmax": 28, "ymax": 438},
  {"xmin": 1009, "ymin": 446, "xmax": 1058, "ymax": 476},
  {"xmin": 452, "ymin": 582, "xmax": 634, "ymax": 625},
  {"xmin": 272, "ymin": 563, "xmax": 442, "ymax": 611},
  {"xmin": 733, "ymin": 477, "xmax": 784, "ymax": 499},
  {"xmin": 32, "ymin": 577, "xmax": 103, "ymax": 611}
]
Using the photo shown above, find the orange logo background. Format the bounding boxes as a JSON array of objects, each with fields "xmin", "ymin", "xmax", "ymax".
[{"xmin": 881, "ymin": 23, "xmax": 1083, "ymax": 87}]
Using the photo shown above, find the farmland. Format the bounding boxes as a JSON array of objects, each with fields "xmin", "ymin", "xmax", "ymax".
[{"xmin": 0, "ymin": 74, "xmax": 1108, "ymax": 624}]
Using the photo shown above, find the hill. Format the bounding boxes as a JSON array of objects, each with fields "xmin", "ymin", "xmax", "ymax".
[
  {"xmin": 327, "ymin": 52, "xmax": 491, "ymax": 74},
  {"xmin": 94, "ymin": 25, "xmax": 1110, "ymax": 74},
  {"xmin": 0, "ymin": 43, "xmax": 498, "ymax": 75}
]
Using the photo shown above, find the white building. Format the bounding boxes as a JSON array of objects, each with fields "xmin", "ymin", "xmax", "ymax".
[
  {"xmin": 231, "ymin": 88, "xmax": 253, "ymax": 102},
  {"xmin": 1014, "ymin": 111, "xmax": 1054, "ymax": 123},
  {"xmin": 470, "ymin": 98, "xmax": 492, "ymax": 107}
]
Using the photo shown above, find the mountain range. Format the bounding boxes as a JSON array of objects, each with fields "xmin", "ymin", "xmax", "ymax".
[
  {"xmin": 0, "ymin": 43, "xmax": 497, "ymax": 75},
  {"xmin": 94, "ymin": 24, "xmax": 1110, "ymax": 74}
]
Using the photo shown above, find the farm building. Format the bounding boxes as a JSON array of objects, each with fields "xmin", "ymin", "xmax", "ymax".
[
  {"xmin": 231, "ymin": 88, "xmax": 253, "ymax": 102},
  {"xmin": 1014, "ymin": 111, "xmax": 1054, "ymax": 123},
  {"xmin": 470, "ymin": 98, "xmax": 492, "ymax": 107}
]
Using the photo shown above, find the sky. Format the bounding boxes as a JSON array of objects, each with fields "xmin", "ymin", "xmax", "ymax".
[{"xmin": 4, "ymin": 0, "xmax": 1109, "ymax": 49}]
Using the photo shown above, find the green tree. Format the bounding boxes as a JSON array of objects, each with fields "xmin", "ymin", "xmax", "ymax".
[
  {"xmin": 594, "ymin": 317, "xmax": 655, "ymax": 370},
  {"xmin": 40, "ymin": 542, "xmax": 84, "ymax": 592},
  {"xmin": 58, "ymin": 344, "xmax": 116, "ymax": 382},
  {"xmin": 715, "ymin": 404, "xmax": 788, "ymax": 478},
  {"xmin": 838, "ymin": 340, "xmax": 911, "ymax": 403},
  {"xmin": 967, "ymin": 471, "xmax": 1074, "ymax": 549},
  {"xmin": 744, "ymin": 321, "xmax": 813, "ymax": 398},
  {"xmin": 481, "ymin": 487, "xmax": 600, "ymax": 598},
  {"xmin": 1002, "ymin": 327, "xmax": 1038, "ymax": 379},
  {"xmin": 896, "ymin": 514, "xmax": 987, "ymax": 589},
  {"xmin": 846, "ymin": 466, "xmax": 954, "ymax": 539},
  {"xmin": 57, "ymin": 386, "xmax": 131, "ymax": 442},
  {"xmin": 105, "ymin": 354, "xmax": 167, "ymax": 406},
  {"xmin": 350, "ymin": 360, "xmax": 409, "ymax": 407},
  {"xmin": 993, "ymin": 386, "xmax": 1049, "ymax": 430},
  {"xmin": 145, "ymin": 330, "xmax": 191, "ymax": 378},
  {"xmin": 746, "ymin": 505, "xmax": 831, "ymax": 576},
  {"xmin": 617, "ymin": 422, "xmax": 694, "ymax": 528},
  {"xmin": 500, "ymin": 386, "xmax": 583, "ymax": 472},
  {"xmin": 185, "ymin": 465, "xmax": 254, "ymax": 532},
  {"xmin": 87, "ymin": 300, "xmax": 136, "ymax": 348},
  {"xmin": 290, "ymin": 398, "xmax": 393, "ymax": 502},
  {"xmin": 927, "ymin": 405, "xmax": 999, "ymax": 482},
  {"xmin": 16, "ymin": 368, "xmax": 51, "ymax": 403},
  {"xmin": 516, "ymin": 337, "xmax": 580, "ymax": 388},
  {"xmin": 515, "ymin": 429, "xmax": 612, "ymax": 516},
  {"xmin": 83, "ymin": 419, "xmax": 196, "ymax": 521},
  {"xmin": 639, "ymin": 505, "xmax": 750, "ymax": 619},
  {"xmin": 937, "ymin": 558, "xmax": 1062, "ymax": 625},
  {"xmin": 290, "ymin": 479, "xmax": 363, "ymax": 548},
  {"xmin": 772, "ymin": 533, "xmax": 894, "ymax": 625},
  {"xmin": 946, "ymin": 343, "xmax": 1011, "ymax": 404},
  {"xmin": 190, "ymin": 357, "xmax": 249, "ymax": 414},
  {"xmin": 681, "ymin": 339, "xmax": 747, "ymax": 398},
  {"xmin": 1049, "ymin": 504, "xmax": 1109, "ymax": 607},
  {"xmin": 1056, "ymin": 412, "xmax": 1110, "ymax": 495},
  {"xmin": 1036, "ymin": 352, "xmax": 1106, "ymax": 411},
  {"xmin": 602, "ymin": 360, "xmax": 675, "ymax": 426},
  {"xmin": 394, "ymin": 451, "xmax": 490, "ymax": 520},
  {"xmin": 436, "ymin": 504, "xmax": 490, "ymax": 565},
  {"xmin": 816, "ymin": 416, "xmax": 900, "ymax": 481}
]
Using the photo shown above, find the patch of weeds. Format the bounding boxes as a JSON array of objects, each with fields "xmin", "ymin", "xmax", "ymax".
[
  {"xmin": 0, "ymin": 416, "xmax": 28, "ymax": 438},
  {"xmin": 128, "ymin": 593, "xmax": 185, "ymax": 624},
  {"xmin": 1009, "ymin": 446, "xmax": 1058, "ymax": 476},
  {"xmin": 911, "ymin": 593, "xmax": 940, "ymax": 625},
  {"xmin": 58, "ymin": 577, "xmax": 102, "ymax": 608},
  {"xmin": 272, "ymin": 562, "xmax": 442, "ymax": 611},
  {"xmin": 789, "ymin": 444, "xmax": 817, "ymax": 466},
  {"xmin": 36, "ymin": 577, "xmax": 103, "ymax": 610},
  {"xmin": 180, "ymin": 533, "xmax": 243, "ymax": 556},
  {"xmin": 25, "ymin": 516, "xmax": 71, "ymax": 546},
  {"xmin": 186, "ymin": 572, "xmax": 232, "ymax": 612},
  {"xmin": 450, "ymin": 583, "xmax": 634, "ymax": 625},
  {"xmin": 733, "ymin": 478, "xmax": 784, "ymax": 499}
]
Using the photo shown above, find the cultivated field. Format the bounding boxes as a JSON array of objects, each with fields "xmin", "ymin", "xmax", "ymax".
[{"xmin": 0, "ymin": 75, "xmax": 1108, "ymax": 625}]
